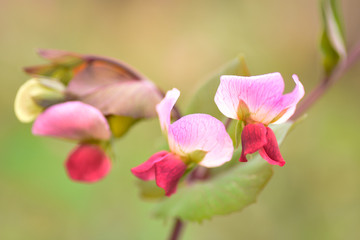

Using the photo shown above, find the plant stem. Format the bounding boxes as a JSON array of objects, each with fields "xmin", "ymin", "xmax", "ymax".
[
  {"xmin": 291, "ymin": 42, "xmax": 360, "ymax": 121},
  {"xmin": 168, "ymin": 218, "xmax": 184, "ymax": 240}
]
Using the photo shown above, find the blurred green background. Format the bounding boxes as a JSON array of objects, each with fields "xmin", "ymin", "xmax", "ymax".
[{"xmin": 1, "ymin": 0, "xmax": 360, "ymax": 239}]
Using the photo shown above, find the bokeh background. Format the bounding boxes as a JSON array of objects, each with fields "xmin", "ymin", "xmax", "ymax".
[{"xmin": 1, "ymin": 0, "xmax": 360, "ymax": 239}]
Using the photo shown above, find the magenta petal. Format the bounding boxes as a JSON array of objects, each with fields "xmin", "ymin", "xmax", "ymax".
[
  {"xmin": 131, "ymin": 151, "xmax": 186, "ymax": 196},
  {"xmin": 259, "ymin": 127, "xmax": 285, "ymax": 166},
  {"xmin": 65, "ymin": 144, "xmax": 111, "ymax": 183},
  {"xmin": 32, "ymin": 101, "xmax": 111, "ymax": 141},
  {"xmin": 130, "ymin": 151, "xmax": 169, "ymax": 180},
  {"xmin": 240, "ymin": 123, "xmax": 267, "ymax": 162},
  {"xmin": 154, "ymin": 153, "xmax": 187, "ymax": 196}
]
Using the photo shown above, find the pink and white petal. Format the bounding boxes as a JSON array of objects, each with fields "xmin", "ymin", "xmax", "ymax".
[
  {"xmin": 32, "ymin": 101, "xmax": 111, "ymax": 141},
  {"xmin": 131, "ymin": 151, "xmax": 169, "ymax": 181},
  {"xmin": 168, "ymin": 114, "xmax": 234, "ymax": 168},
  {"xmin": 258, "ymin": 127, "xmax": 285, "ymax": 166},
  {"xmin": 215, "ymin": 73, "xmax": 285, "ymax": 120},
  {"xmin": 271, "ymin": 106, "xmax": 296, "ymax": 124},
  {"xmin": 156, "ymin": 88, "xmax": 180, "ymax": 134},
  {"xmin": 154, "ymin": 153, "xmax": 187, "ymax": 196},
  {"xmin": 240, "ymin": 123, "xmax": 268, "ymax": 162},
  {"xmin": 65, "ymin": 144, "xmax": 111, "ymax": 183},
  {"xmin": 270, "ymin": 74, "xmax": 305, "ymax": 124}
]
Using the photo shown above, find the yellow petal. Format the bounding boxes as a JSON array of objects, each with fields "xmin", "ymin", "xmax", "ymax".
[{"xmin": 14, "ymin": 78, "xmax": 65, "ymax": 123}]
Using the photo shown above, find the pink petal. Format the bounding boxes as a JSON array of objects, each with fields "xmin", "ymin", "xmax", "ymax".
[
  {"xmin": 37, "ymin": 49, "xmax": 82, "ymax": 63},
  {"xmin": 156, "ymin": 88, "xmax": 180, "ymax": 134},
  {"xmin": 215, "ymin": 73, "xmax": 285, "ymax": 121},
  {"xmin": 258, "ymin": 127, "xmax": 285, "ymax": 166},
  {"xmin": 154, "ymin": 153, "xmax": 187, "ymax": 196},
  {"xmin": 67, "ymin": 58, "xmax": 143, "ymax": 96},
  {"xmin": 80, "ymin": 81, "xmax": 163, "ymax": 118},
  {"xmin": 65, "ymin": 144, "xmax": 111, "ymax": 183},
  {"xmin": 215, "ymin": 73, "xmax": 304, "ymax": 124},
  {"xmin": 168, "ymin": 114, "xmax": 234, "ymax": 167},
  {"xmin": 270, "ymin": 74, "xmax": 305, "ymax": 124},
  {"xmin": 130, "ymin": 151, "xmax": 169, "ymax": 180},
  {"xmin": 131, "ymin": 151, "xmax": 187, "ymax": 196},
  {"xmin": 240, "ymin": 123, "xmax": 268, "ymax": 162},
  {"xmin": 32, "ymin": 101, "xmax": 111, "ymax": 141}
]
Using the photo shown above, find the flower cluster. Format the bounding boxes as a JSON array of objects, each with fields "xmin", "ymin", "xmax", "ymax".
[
  {"xmin": 15, "ymin": 50, "xmax": 304, "ymax": 196},
  {"xmin": 15, "ymin": 49, "xmax": 163, "ymax": 182},
  {"xmin": 131, "ymin": 73, "xmax": 304, "ymax": 196},
  {"xmin": 131, "ymin": 89, "xmax": 234, "ymax": 196}
]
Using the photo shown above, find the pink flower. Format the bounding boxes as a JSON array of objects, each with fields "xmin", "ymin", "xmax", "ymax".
[
  {"xmin": 215, "ymin": 72, "xmax": 304, "ymax": 166},
  {"xmin": 131, "ymin": 89, "xmax": 234, "ymax": 196},
  {"xmin": 33, "ymin": 101, "xmax": 112, "ymax": 182}
]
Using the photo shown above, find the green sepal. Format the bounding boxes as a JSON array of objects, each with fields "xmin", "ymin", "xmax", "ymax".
[
  {"xmin": 320, "ymin": 0, "xmax": 346, "ymax": 75},
  {"xmin": 24, "ymin": 61, "xmax": 83, "ymax": 85},
  {"xmin": 186, "ymin": 150, "xmax": 208, "ymax": 164},
  {"xmin": 136, "ymin": 180, "xmax": 166, "ymax": 200},
  {"xmin": 106, "ymin": 115, "xmax": 138, "ymax": 138},
  {"xmin": 234, "ymin": 120, "xmax": 244, "ymax": 149}
]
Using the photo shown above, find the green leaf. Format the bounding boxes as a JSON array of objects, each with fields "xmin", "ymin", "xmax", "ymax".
[
  {"xmin": 320, "ymin": 0, "xmax": 346, "ymax": 75},
  {"xmin": 185, "ymin": 55, "xmax": 250, "ymax": 119},
  {"xmin": 153, "ymin": 122, "xmax": 293, "ymax": 222}
]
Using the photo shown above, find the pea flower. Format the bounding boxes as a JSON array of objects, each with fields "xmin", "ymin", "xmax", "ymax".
[
  {"xmin": 131, "ymin": 88, "xmax": 234, "ymax": 196},
  {"xmin": 15, "ymin": 49, "xmax": 165, "ymax": 183},
  {"xmin": 32, "ymin": 101, "xmax": 112, "ymax": 182},
  {"xmin": 214, "ymin": 72, "xmax": 305, "ymax": 166}
]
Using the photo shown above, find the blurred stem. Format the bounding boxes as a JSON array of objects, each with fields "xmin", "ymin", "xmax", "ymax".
[
  {"xmin": 291, "ymin": 41, "xmax": 360, "ymax": 120},
  {"xmin": 168, "ymin": 218, "xmax": 184, "ymax": 240}
]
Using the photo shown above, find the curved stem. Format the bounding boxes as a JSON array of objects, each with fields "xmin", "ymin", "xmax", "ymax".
[{"xmin": 291, "ymin": 42, "xmax": 360, "ymax": 120}]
